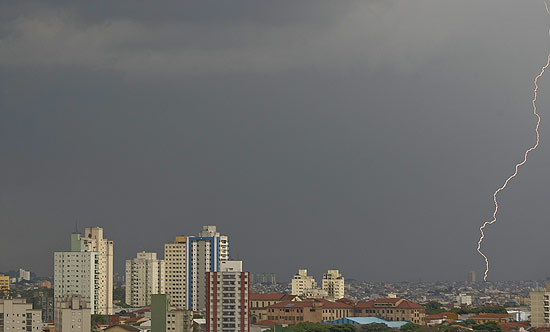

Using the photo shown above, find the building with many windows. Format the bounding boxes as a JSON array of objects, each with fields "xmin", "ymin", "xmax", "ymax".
[
  {"xmin": 0, "ymin": 275, "xmax": 9, "ymax": 297},
  {"xmin": 125, "ymin": 251, "xmax": 165, "ymax": 307},
  {"xmin": 530, "ymin": 287, "xmax": 550, "ymax": 327},
  {"xmin": 321, "ymin": 270, "xmax": 345, "ymax": 300},
  {"xmin": 54, "ymin": 295, "xmax": 91, "ymax": 332},
  {"xmin": 291, "ymin": 269, "xmax": 317, "ymax": 297},
  {"xmin": 151, "ymin": 294, "xmax": 193, "ymax": 332},
  {"xmin": 206, "ymin": 261, "xmax": 249, "ymax": 332},
  {"xmin": 164, "ymin": 226, "xmax": 230, "ymax": 310},
  {"xmin": 0, "ymin": 298, "xmax": 42, "ymax": 332},
  {"xmin": 353, "ymin": 298, "xmax": 426, "ymax": 325},
  {"xmin": 54, "ymin": 227, "xmax": 114, "ymax": 315}
]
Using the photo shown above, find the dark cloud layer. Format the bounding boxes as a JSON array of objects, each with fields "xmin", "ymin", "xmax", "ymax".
[{"xmin": 1, "ymin": 1, "xmax": 550, "ymax": 282}]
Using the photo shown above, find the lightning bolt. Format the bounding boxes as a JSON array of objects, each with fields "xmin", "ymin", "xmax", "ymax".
[{"xmin": 477, "ymin": 3, "xmax": 550, "ymax": 280}]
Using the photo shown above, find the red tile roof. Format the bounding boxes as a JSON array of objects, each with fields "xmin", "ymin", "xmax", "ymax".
[
  {"xmin": 355, "ymin": 298, "xmax": 424, "ymax": 309},
  {"xmin": 249, "ymin": 293, "xmax": 286, "ymax": 301},
  {"xmin": 254, "ymin": 320, "xmax": 278, "ymax": 326},
  {"xmin": 314, "ymin": 298, "xmax": 353, "ymax": 309},
  {"xmin": 269, "ymin": 301, "xmax": 316, "ymax": 308}
]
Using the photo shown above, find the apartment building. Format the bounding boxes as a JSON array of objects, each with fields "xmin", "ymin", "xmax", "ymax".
[
  {"xmin": 353, "ymin": 298, "xmax": 425, "ymax": 325},
  {"xmin": 151, "ymin": 294, "xmax": 193, "ymax": 332},
  {"xmin": 291, "ymin": 269, "xmax": 317, "ymax": 297},
  {"xmin": 0, "ymin": 275, "xmax": 9, "ymax": 297},
  {"xmin": 0, "ymin": 298, "xmax": 42, "ymax": 332},
  {"xmin": 54, "ymin": 295, "xmax": 91, "ymax": 332},
  {"xmin": 125, "ymin": 251, "xmax": 165, "ymax": 307},
  {"xmin": 55, "ymin": 227, "xmax": 113, "ymax": 314},
  {"xmin": 531, "ymin": 289, "xmax": 550, "ymax": 327},
  {"xmin": 164, "ymin": 226, "xmax": 230, "ymax": 310},
  {"xmin": 206, "ymin": 261, "xmax": 249, "ymax": 332},
  {"xmin": 321, "ymin": 270, "xmax": 345, "ymax": 300}
]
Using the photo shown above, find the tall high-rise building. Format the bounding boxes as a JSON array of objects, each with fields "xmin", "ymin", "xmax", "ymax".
[
  {"xmin": 468, "ymin": 271, "xmax": 477, "ymax": 283},
  {"xmin": 125, "ymin": 251, "xmax": 165, "ymax": 307},
  {"xmin": 152, "ymin": 294, "xmax": 193, "ymax": 332},
  {"xmin": 54, "ymin": 227, "xmax": 113, "ymax": 314},
  {"xmin": 321, "ymin": 270, "xmax": 345, "ymax": 300},
  {"xmin": 18, "ymin": 269, "xmax": 31, "ymax": 282},
  {"xmin": 291, "ymin": 269, "xmax": 317, "ymax": 297},
  {"xmin": 206, "ymin": 261, "xmax": 249, "ymax": 332},
  {"xmin": 0, "ymin": 298, "xmax": 42, "ymax": 332},
  {"xmin": 54, "ymin": 295, "xmax": 91, "ymax": 332},
  {"xmin": 164, "ymin": 226, "xmax": 230, "ymax": 311},
  {"xmin": 530, "ymin": 284, "xmax": 550, "ymax": 327}
]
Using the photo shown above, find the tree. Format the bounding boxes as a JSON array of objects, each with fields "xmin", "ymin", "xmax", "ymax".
[
  {"xmin": 91, "ymin": 314, "xmax": 107, "ymax": 327},
  {"xmin": 400, "ymin": 323, "xmax": 421, "ymax": 332},
  {"xmin": 424, "ymin": 302, "xmax": 445, "ymax": 315},
  {"xmin": 472, "ymin": 322, "xmax": 501, "ymax": 332},
  {"xmin": 359, "ymin": 323, "xmax": 391, "ymax": 332}
]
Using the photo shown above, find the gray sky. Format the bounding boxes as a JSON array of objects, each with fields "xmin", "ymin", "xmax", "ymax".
[{"xmin": 1, "ymin": 0, "xmax": 550, "ymax": 282}]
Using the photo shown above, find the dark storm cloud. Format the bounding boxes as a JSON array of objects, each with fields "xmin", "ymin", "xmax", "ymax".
[{"xmin": 1, "ymin": 0, "xmax": 550, "ymax": 282}]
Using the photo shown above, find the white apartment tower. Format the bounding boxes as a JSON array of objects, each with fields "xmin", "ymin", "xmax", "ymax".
[
  {"xmin": 54, "ymin": 295, "xmax": 91, "ymax": 332},
  {"xmin": 291, "ymin": 269, "xmax": 317, "ymax": 297},
  {"xmin": 0, "ymin": 298, "xmax": 42, "ymax": 332},
  {"xmin": 206, "ymin": 261, "xmax": 249, "ymax": 332},
  {"xmin": 321, "ymin": 270, "xmax": 345, "ymax": 300},
  {"xmin": 54, "ymin": 227, "xmax": 113, "ymax": 314},
  {"xmin": 125, "ymin": 251, "xmax": 165, "ymax": 307},
  {"xmin": 165, "ymin": 226, "xmax": 230, "ymax": 311}
]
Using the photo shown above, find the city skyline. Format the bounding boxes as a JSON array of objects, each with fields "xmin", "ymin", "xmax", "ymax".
[{"xmin": 3, "ymin": 1, "xmax": 550, "ymax": 282}]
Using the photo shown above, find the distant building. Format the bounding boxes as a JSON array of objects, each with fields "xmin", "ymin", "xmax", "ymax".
[
  {"xmin": 324, "ymin": 317, "xmax": 408, "ymax": 329},
  {"xmin": 40, "ymin": 293, "xmax": 55, "ymax": 322},
  {"xmin": 54, "ymin": 295, "xmax": 91, "ymax": 332},
  {"xmin": 206, "ymin": 261, "xmax": 249, "ymax": 332},
  {"xmin": 40, "ymin": 280, "xmax": 53, "ymax": 289},
  {"xmin": 18, "ymin": 269, "xmax": 31, "ymax": 282},
  {"xmin": 321, "ymin": 270, "xmax": 345, "ymax": 300},
  {"xmin": 468, "ymin": 271, "xmax": 477, "ymax": 283},
  {"xmin": 0, "ymin": 274, "xmax": 9, "ymax": 296},
  {"xmin": 54, "ymin": 227, "xmax": 114, "ymax": 314},
  {"xmin": 0, "ymin": 298, "xmax": 42, "ymax": 332},
  {"xmin": 125, "ymin": 251, "xmax": 165, "ymax": 307},
  {"xmin": 291, "ymin": 269, "xmax": 317, "ymax": 297},
  {"xmin": 353, "ymin": 298, "xmax": 425, "ymax": 325},
  {"xmin": 164, "ymin": 226, "xmax": 230, "ymax": 310},
  {"xmin": 531, "ymin": 288, "xmax": 550, "ymax": 327},
  {"xmin": 456, "ymin": 294, "xmax": 473, "ymax": 306},
  {"xmin": 469, "ymin": 313, "xmax": 513, "ymax": 324},
  {"xmin": 151, "ymin": 294, "xmax": 193, "ymax": 332}
]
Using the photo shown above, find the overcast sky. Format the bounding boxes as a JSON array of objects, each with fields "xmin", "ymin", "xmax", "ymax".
[{"xmin": 2, "ymin": 0, "xmax": 550, "ymax": 282}]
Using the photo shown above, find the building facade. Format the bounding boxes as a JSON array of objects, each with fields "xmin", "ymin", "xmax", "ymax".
[
  {"xmin": 353, "ymin": 298, "xmax": 425, "ymax": 325},
  {"xmin": 54, "ymin": 251, "xmax": 98, "ymax": 313},
  {"xmin": 206, "ymin": 261, "xmax": 249, "ymax": 332},
  {"xmin": 0, "ymin": 298, "xmax": 42, "ymax": 332},
  {"xmin": 321, "ymin": 270, "xmax": 345, "ymax": 300},
  {"xmin": 55, "ymin": 227, "xmax": 113, "ymax": 315},
  {"xmin": 125, "ymin": 251, "xmax": 165, "ymax": 307},
  {"xmin": 152, "ymin": 294, "xmax": 193, "ymax": 332},
  {"xmin": 54, "ymin": 295, "xmax": 91, "ymax": 332},
  {"xmin": 0, "ymin": 275, "xmax": 9, "ymax": 297},
  {"xmin": 164, "ymin": 226, "xmax": 230, "ymax": 310},
  {"xmin": 530, "ymin": 289, "xmax": 550, "ymax": 327},
  {"xmin": 265, "ymin": 299, "xmax": 351, "ymax": 325},
  {"xmin": 291, "ymin": 269, "xmax": 317, "ymax": 297},
  {"xmin": 249, "ymin": 294, "xmax": 299, "ymax": 323}
]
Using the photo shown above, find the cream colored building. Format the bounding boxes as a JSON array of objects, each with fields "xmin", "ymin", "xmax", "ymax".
[
  {"xmin": 321, "ymin": 270, "xmax": 345, "ymax": 300},
  {"xmin": 166, "ymin": 309, "xmax": 193, "ymax": 332},
  {"xmin": 530, "ymin": 287, "xmax": 550, "ymax": 327},
  {"xmin": 54, "ymin": 295, "xmax": 91, "ymax": 332},
  {"xmin": 54, "ymin": 251, "xmax": 98, "ymax": 313},
  {"xmin": 0, "ymin": 298, "xmax": 42, "ymax": 332},
  {"xmin": 55, "ymin": 227, "xmax": 113, "ymax": 315},
  {"xmin": 164, "ymin": 226, "xmax": 230, "ymax": 311},
  {"xmin": 125, "ymin": 251, "xmax": 165, "ymax": 307},
  {"xmin": 291, "ymin": 269, "xmax": 317, "ymax": 297}
]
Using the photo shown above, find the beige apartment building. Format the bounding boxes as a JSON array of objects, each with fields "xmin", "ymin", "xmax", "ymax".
[
  {"xmin": 125, "ymin": 251, "xmax": 165, "ymax": 307},
  {"xmin": 266, "ymin": 299, "xmax": 352, "ymax": 325},
  {"xmin": 321, "ymin": 270, "xmax": 345, "ymax": 300},
  {"xmin": 291, "ymin": 269, "xmax": 317, "ymax": 297},
  {"xmin": 0, "ymin": 298, "xmax": 42, "ymax": 332},
  {"xmin": 55, "ymin": 227, "xmax": 113, "ymax": 315},
  {"xmin": 164, "ymin": 226, "xmax": 230, "ymax": 311},
  {"xmin": 353, "ymin": 298, "xmax": 426, "ymax": 325},
  {"xmin": 54, "ymin": 295, "xmax": 91, "ymax": 332},
  {"xmin": 530, "ymin": 287, "xmax": 550, "ymax": 327},
  {"xmin": 0, "ymin": 275, "xmax": 9, "ymax": 297},
  {"xmin": 249, "ymin": 294, "xmax": 300, "ymax": 323}
]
